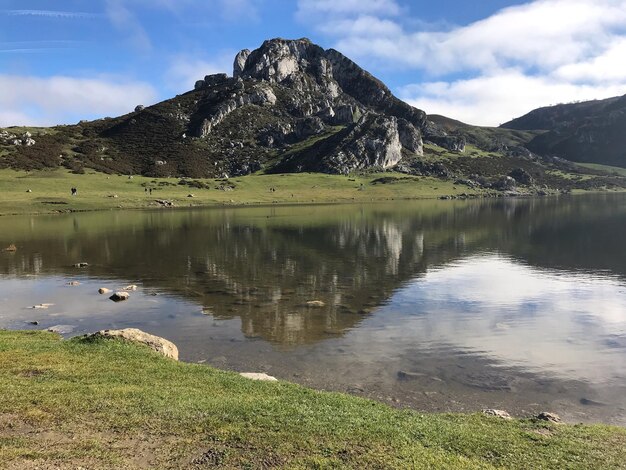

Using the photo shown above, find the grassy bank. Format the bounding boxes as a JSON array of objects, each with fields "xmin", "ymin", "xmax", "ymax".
[
  {"xmin": 0, "ymin": 331, "xmax": 624, "ymax": 469},
  {"xmin": 0, "ymin": 168, "xmax": 479, "ymax": 216}
]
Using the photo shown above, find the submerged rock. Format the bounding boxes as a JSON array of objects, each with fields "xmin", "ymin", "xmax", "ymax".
[
  {"xmin": 240, "ymin": 372, "xmax": 278, "ymax": 382},
  {"xmin": 85, "ymin": 328, "xmax": 179, "ymax": 360},
  {"xmin": 47, "ymin": 325, "xmax": 76, "ymax": 334},
  {"xmin": 305, "ymin": 300, "xmax": 325, "ymax": 308},
  {"xmin": 397, "ymin": 370, "xmax": 426, "ymax": 381}
]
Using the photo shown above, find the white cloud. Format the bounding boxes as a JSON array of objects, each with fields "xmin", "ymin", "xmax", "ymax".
[
  {"xmin": 400, "ymin": 70, "xmax": 626, "ymax": 126},
  {"xmin": 0, "ymin": 75, "xmax": 157, "ymax": 126},
  {"xmin": 165, "ymin": 54, "xmax": 234, "ymax": 93},
  {"xmin": 300, "ymin": 0, "xmax": 626, "ymax": 125}
]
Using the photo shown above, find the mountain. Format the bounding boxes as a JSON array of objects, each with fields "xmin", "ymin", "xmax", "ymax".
[
  {"xmin": 501, "ymin": 95, "xmax": 626, "ymax": 168},
  {"xmin": 0, "ymin": 38, "xmax": 625, "ymax": 193},
  {"xmin": 0, "ymin": 38, "xmax": 439, "ymax": 177}
]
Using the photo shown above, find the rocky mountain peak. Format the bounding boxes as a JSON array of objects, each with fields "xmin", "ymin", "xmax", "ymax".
[{"xmin": 233, "ymin": 37, "xmax": 322, "ymax": 84}]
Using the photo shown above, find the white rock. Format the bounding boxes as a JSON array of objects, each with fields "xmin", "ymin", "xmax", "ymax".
[{"xmin": 239, "ymin": 372, "xmax": 278, "ymax": 382}]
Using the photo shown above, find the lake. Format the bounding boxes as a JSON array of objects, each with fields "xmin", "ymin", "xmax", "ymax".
[{"xmin": 1, "ymin": 195, "xmax": 625, "ymax": 425}]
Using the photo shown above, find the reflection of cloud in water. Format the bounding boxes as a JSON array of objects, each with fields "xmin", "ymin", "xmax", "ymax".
[{"xmin": 358, "ymin": 255, "xmax": 626, "ymax": 385}]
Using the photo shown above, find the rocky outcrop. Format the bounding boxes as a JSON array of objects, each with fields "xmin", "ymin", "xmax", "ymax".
[
  {"xmin": 85, "ymin": 328, "xmax": 179, "ymax": 360},
  {"xmin": 2, "ymin": 131, "xmax": 36, "ymax": 147},
  {"xmin": 271, "ymin": 113, "xmax": 411, "ymax": 174},
  {"xmin": 233, "ymin": 49, "xmax": 250, "ymax": 78},
  {"xmin": 196, "ymin": 82, "xmax": 277, "ymax": 137}
]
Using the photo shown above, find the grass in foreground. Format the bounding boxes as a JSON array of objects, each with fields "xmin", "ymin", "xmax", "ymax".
[
  {"xmin": 0, "ymin": 168, "xmax": 478, "ymax": 216},
  {"xmin": 0, "ymin": 331, "xmax": 624, "ymax": 469}
]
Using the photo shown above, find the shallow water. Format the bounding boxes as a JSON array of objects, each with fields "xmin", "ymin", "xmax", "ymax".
[{"xmin": 1, "ymin": 195, "xmax": 625, "ymax": 424}]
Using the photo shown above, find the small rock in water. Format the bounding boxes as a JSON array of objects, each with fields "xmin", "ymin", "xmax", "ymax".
[
  {"xmin": 580, "ymin": 398, "xmax": 607, "ymax": 407},
  {"xmin": 30, "ymin": 303, "xmax": 54, "ymax": 309},
  {"xmin": 3, "ymin": 244, "xmax": 17, "ymax": 252},
  {"xmin": 28, "ymin": 321, "xmax": 39, "ymax": 325},
  {"xmin": 536, "ymin": 412, "xmax": 561, "ymax": 423},
  {"xmin": 98, "ymin": 287, "xmax": 112, "ymax": 294},
  {"xmin": 67, "ymin": 281, "xmax": 80, "ymax": 286},
  {"xmin": 305, "ymin": 300, "xmax": 325, "ymax": 308},
  {"xmin": 47, "ymin": 325, "xmax": 76, "ymax": 334},
  {"xmin": 109, "ymin": 291, "xmax": 130, "ymax": 302},
  {"xmin": 239, "ymin": 372, "xmax": 278, "ymax": 382},
  {"xmin": 74, "ymin": 262, "xmax": 89, "ymax": 268},
  {"xmin": 123, "ymin": 285, "xmax": 138, "ymax": 291},
  {"xmin": 482, "ymin": 409, "xmax": 512, "ymax": 420}
]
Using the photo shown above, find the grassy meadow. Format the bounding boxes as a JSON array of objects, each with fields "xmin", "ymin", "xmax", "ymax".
[
  {"xmin": 0, "ymin": 330, "xmax": 624, "ymax": 469},
  {"xmin": 0, "ymin": 168, "xmax": 480, "ymax": 216}
]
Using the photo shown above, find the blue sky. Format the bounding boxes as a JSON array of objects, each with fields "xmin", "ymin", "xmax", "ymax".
[{"xmin": 2, "ymin": 0, "xmax": 626, "ymax": 127}]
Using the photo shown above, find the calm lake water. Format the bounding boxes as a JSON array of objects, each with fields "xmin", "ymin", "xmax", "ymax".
[{"xmin": 1, "ymin": 195, "xmax": 625, "ymax": 425}]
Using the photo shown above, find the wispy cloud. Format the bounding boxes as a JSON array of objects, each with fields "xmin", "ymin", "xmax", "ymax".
[
  {"xmin": 1, "ymin": 10, "xmax": 99, "ymax": 19},
  {"xmin": 0, "ymin": 40, "xmax": 82, "ymax": 54},
  {"xmin": 0, "ymin": 75, "xmax": 158, "ymax": 126},
  {"xmin": 104, "ymin": 0, "xmax": 152, "ymax": 52}
]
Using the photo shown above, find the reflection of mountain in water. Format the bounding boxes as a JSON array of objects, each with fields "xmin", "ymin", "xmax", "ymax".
[{"xmin": 0, "ymin": 195, "xmax": 625, "ymax": 345}]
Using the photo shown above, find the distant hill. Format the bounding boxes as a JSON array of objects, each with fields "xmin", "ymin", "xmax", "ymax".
[{"xmin": 501, "ymin": 95, "xmax": 626, "ymax": 168}]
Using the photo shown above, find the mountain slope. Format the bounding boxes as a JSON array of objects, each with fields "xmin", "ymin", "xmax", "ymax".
[{"xmin": 501, "ymin": 95, "xmax": 626, "ymax": 168}]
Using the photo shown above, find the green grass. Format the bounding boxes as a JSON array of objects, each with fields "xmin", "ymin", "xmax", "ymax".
[
  {"xmin": 0, "ymin": 331, "xmax": 624, "ymax": 469},
  {"xmin": 577, "ymin": 162, "xmax": 626, "ymax": 177},
  {"xmin": 0, "ymin": 168, "xmax": 480, "ymax": 216}
]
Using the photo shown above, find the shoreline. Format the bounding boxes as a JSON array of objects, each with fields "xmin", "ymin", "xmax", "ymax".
[
  {"xmin": 0, "ymin": 329, "xmax": 624, "ymax": 468},
  {"xmin": 4, "ymin": 167, "xmax": 624, "ymax": 218}
]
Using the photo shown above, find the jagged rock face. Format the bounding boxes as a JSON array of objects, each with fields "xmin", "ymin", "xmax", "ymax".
[
  {"xmin": 270, "ymin": 113, "xmax": 409, "ymax": 174},
  {"xmin": 327, "ymin": 114, "xmax": 403, "ymax": 173},
  {"xmin": 233, "ymin": 49, "xmax": 250, "ymax": 78}
]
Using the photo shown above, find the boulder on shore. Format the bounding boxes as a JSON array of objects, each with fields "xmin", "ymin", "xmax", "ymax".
[{"xmin": 85, "ymin": 328, "xmax": 179, "ymax": 360}]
